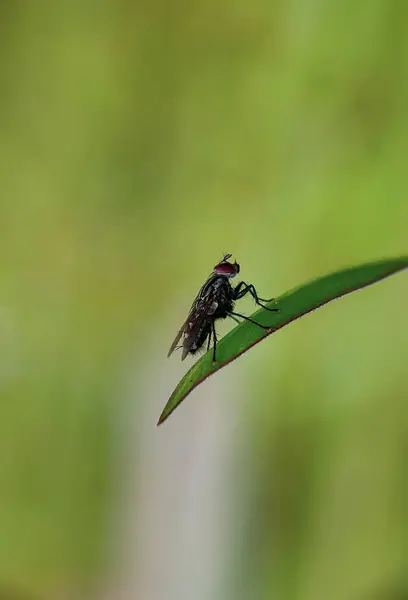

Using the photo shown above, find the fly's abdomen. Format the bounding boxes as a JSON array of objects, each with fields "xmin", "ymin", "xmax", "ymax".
[{"xmin": 189, "ymin": 322, "xmax": 211, "ymax": 354}]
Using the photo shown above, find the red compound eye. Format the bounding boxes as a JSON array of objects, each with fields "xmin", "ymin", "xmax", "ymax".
[{"xmin": 214, "ymin": 261, "xmax": 235, "ymax": 275}]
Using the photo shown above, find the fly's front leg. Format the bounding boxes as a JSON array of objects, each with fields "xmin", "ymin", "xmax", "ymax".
[{"xmin": 234, "ymin": 281, "xmax": 279, "ymax": 312}]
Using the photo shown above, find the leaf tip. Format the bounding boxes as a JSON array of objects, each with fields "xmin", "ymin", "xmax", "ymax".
[{"xmin": 157, "ymin": 405, "xmax": 172, "ymax": 426}]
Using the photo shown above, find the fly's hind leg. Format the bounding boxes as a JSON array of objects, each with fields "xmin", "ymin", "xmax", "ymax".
[
  {"xmin": 230, "ymin": 314, "xmax": 241, "ymax": 325},
  {"xmin": 230, "ymin": 311, "xmax": 275, "ymax": 331},
  {"xmin": 212, "ymin": 322, "xmax": 218, "ymax": 363},
  {"xmin": 206, "ymin": 327, "xmax": 212, "ymax": 352}
]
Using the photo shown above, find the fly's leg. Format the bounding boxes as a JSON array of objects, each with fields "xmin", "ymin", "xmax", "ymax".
[
  {"xmin": 234, "ymin": 281, "xmax": 259, "ymax": 299},
  {"xmin": 212, "ymin": 322, "xmax": 217, "ymax": 363},
  {"xmin": 230, "ymin": 311, "xmax": 275, "ymax": 331},
  {"xmin": 206, "ymin": 327, "xmax": 212, "ymax": 352},
  {"xmin": 230, "ymin": 314, "xmax": 241, "ymax": 326},
  {"xmin": 234, "ymin": 282, "xmax": 279, "ymax": 312},
  {"xmin": 234, "ymin": 282, "xmax": 279, "ymax": 310}
]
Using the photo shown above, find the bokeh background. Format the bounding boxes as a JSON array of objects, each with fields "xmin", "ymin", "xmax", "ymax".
[{"xmin": 0, "ymin": 1, "xmax": 407, "ymax": 599}]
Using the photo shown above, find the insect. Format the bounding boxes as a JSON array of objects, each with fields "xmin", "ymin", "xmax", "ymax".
[{"xmin": 168, "ymin": 254, "xmax": 279, "ymax": 363}]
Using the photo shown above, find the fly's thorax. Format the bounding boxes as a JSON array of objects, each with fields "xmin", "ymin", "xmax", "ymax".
[
  {"xmin": 207, "ymin": 277, "xmax": 235, "ymax": 319},
  {"xmin": 212, "ymin": 275, "xmax": 234, "ymax": 292},
  {"xmin": 198, "ymin": 274, "xmax": 230, "ymax": 301}
]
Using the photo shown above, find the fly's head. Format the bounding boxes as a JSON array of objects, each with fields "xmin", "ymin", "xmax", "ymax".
[{"xmin": 213, "ymin": 254, "xmax": 240, "ymax": 279}]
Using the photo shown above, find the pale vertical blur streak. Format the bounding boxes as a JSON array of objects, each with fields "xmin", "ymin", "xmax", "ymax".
[{"xmin": 102, "ymin": 324, "xmax": 240, "ymax": 600}]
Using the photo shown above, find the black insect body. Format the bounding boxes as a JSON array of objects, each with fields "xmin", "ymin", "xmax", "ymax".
[{"xmin": 168, "ymin": 254, "xmax": 279, "ymax": 363}]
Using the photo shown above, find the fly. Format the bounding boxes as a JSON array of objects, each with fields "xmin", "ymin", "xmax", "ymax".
[{"xmin": 168, "ymin": 254, "xmax": 279, "ymax": 363}]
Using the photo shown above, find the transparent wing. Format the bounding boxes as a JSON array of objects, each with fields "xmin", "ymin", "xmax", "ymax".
[
  {"xmin": 167, "ymin": 318, "xmax": 189, "ymax": 358},
  {"xmin": 180, "ymin": 293, "xmax": 218, "ymax": 360},
  {"xmin": 167, "ymin": 285, "xmax": 205, "ymax": 358},
  {"xmin": 168, "ymin": 280, "xmax": 218, "ymax": 360}
]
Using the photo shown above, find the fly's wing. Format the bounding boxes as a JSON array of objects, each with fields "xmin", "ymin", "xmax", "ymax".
[
  {"xmin": 180, "ymin": 288, "xmax": 218, "ymax": 361},
  {"xmin": 167, "ymin": 317, "xmax": 189, "ymax": 358},
  {"xmin": 167, "ymin": 284, "xmax": 206, "ymax": 358},
  {"xmin": 167, "ymin": 277, "xmax": 218, "ymax": 360}
]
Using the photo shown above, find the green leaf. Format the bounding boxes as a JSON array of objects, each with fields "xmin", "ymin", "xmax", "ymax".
[{"xmin": 158, "ymin": 257, "xmax": 408, "ymax": 425}]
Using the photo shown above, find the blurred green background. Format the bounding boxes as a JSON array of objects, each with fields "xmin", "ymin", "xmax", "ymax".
[{"xmin": 0, "ymin": 1, "xmax": 407, "ymax": 599}]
